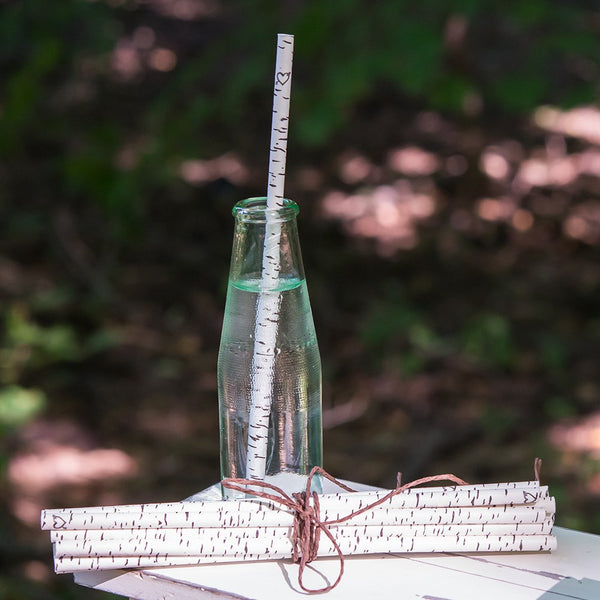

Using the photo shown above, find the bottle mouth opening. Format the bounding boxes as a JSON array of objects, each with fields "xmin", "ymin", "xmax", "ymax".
[{"xmin": 233, "ymin": 197, "xmax": 299, "ymax": 222}]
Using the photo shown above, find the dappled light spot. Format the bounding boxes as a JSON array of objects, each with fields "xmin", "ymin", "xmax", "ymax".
[
  {"xmin": 565, "ymin": 216, "xmax": 589, "ymax": 241},
  {"xmin": 338, "ymin": 153, "xmax": 373, "ymax": 184},
  {"xmin": 12, "ymin": 497, "xmax": 46, "ymax": 526},
  {"xmin": 388, "ymin": 146, "xmax": 439, "ymax": 176},
  {"xmin": 444, "ymin": 14, "xmax": 468, "ymax": 51},
  {"xmin": 548, "ymin": 411, "xmax": 600, "ymax": 459},
  {"xmin": 22, "ymin": 561, "xmax": 52, "ymax": 584},
  {"xmin": 515, "ymin": 155, "xmax": 579, "ymax": 191},
  {"xmin": 180, "ymin": 160, "xmax": 211, "ymax": 185},
  {"xmin": 548, "ymin": 157, "xmax": 579, "ymax": 187},
  {"xmin": 133, "ymin": 26, "xmax": 156, "ymax": 50},
  {"xmin": 322, "ymin": 396, "xmax": 368, "ymax": 429},
  {"xmin": 512, "ymin": 209, "xmax": 534, "ymax": 232},
  {"xmin": 294, "ymin": 166, "xmax": 324, "ymax": 191},
  {"xmin": 462, "ymin": 91, "xmax": 483, "ymax": 117},
  {"xmin": 577, "ymin": 149, "xmax": 600, "ymax": 177},
  {"xmin": 480, "ymin": 148, "xmax": 510, "ymax": 180},
  {"xmin": 0, "ymin": 256, "xmax": 24, "ymax": 292},
  {"xmin": 180, "ymin": 152, "xmax": 249, "ymax": 186},
  {"xmin": 321, "ymin": 184, "xmax": 436, "ymax": 255},
  {"xmin": 322, "ymin": 190, "xmax": 367, "ymax": 220},
  {"xmin": 110, "ymin": 27, "xmax": 177, "ymax": 80},
  {"xmin": 8, "ymin": 418, "xmax": 138, "ymax": 525},
  {"xmin": 514, "ymin": 146, "xmax": 600, "ymax": 196},
  {"xmin": 110, "ymin": 40, "xmax": 143, "ymax": 81},
  {"xmin": 588, "ymin": 473, "xmax": 600, "ymax": 496},
  {"xmin": 498, "ymin": 140, "xmax": 525, "ymax": 163},
  {"xmin": 535, "ymin": 105, "xmax": 600, "ymax": 145},
  {"xmin": 564, "ymin": 201, "xmax": 600, "ymax": 244},
  {"xmin": 115, "ymin": 137, "xmax": 148, "ymax": 171},
  {"xmin": 476, "ymin": 197, "xmax": 533, "ymax": 233},
  {"xmin": 415, "ymin": 110, "xmax": 445, "ymax": 134},
  {"xmin": 9, "ymin": 445, "xmax": 138, "ymax": 526},
  {"xmin": 106, "ymin": 0, "xmax": 135, "ymax": 6},
  {"xmin": 147, "ymin": 0, "xmax": 220, "ymax": 20},
  {"xmin": 9, "ymin": 446, "xmax": 138, "ymax": 495},
  {"xmin": 477, "ymin": 197, "xmax": 515, "ymax": 222},
  {"xmin": 148, "ymin": 47, "xmax": 178, "ymax": 72}
]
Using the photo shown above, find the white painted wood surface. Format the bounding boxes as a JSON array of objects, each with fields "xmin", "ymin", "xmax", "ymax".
[
  {"xmin": 70, "ymin": 482, "xmax": 600, "ymax": 599},
  {"xmin": 73, "ymin": 527, "xmax": 600, "ymax": 599}
]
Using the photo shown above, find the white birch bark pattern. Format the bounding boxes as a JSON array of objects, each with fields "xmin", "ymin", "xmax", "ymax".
[
  {"xmin": 42, "ymin": 480, "xmax": 557, "ymax": 573},
  {"xmin": 245, "ymin": 33, "xmax": 294, "ymax": 480}
]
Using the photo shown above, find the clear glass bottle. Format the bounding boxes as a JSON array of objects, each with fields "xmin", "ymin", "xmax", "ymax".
[{"xmin": 217, "ymin": 197, "xmax": 322, "ymax": 497}]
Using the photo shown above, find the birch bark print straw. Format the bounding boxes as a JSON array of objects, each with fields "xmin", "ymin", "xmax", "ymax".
[
  {"xmin": 50, "ymin": 520, "xmax": 554, "ymax": 545},
  {"xmin": 40, "ymin": 481, "xmax": 552, "ymax": 525},
  {"xmin": 42, "ymin": 502, "xmax": 553, "ymax": 531},
  {"xmin": 54, "ymin": 535, "xmax": 557, "ymax": 572},
  {"xmin": 246, "ymin": 33, "xmax": 295, "ymax": 480}
]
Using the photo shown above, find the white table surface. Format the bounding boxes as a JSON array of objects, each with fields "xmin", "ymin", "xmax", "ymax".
[{"xmin": 70, "ymin": 482, "xmax": 600, "ymax": 600}]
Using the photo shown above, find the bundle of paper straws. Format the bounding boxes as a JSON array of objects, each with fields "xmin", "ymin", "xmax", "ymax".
[{"xmin": 42, "ymin": 477, "xmax": 556, "ymax": 574}]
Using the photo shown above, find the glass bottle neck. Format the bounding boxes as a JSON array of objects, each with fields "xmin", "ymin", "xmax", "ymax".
[{"xmin": 229, "ymin": 197, "xmax": 305, "ymax": 288}]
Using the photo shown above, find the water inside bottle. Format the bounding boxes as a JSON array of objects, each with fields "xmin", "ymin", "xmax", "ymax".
[{"xmin": 218, "ymin": 276, "xmax": 322, "ymax": 497}]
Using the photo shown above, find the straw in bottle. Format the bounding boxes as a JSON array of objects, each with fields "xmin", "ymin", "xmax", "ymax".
[{"xmin": 245, "ymin": 33, "xmax": 295, "ymax": 481}]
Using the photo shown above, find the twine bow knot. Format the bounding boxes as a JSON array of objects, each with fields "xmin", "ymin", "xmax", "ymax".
[
  {"xmin": 222, "ymin": 466, "xmax": 471, "ymax": 594},
  {"xmin": 290, "ymin": 488, "xmax": 322, "ymax": 566}
]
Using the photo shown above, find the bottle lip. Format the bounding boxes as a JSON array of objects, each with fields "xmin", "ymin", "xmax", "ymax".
[{"xmin": 233, "ymin": 197, "xmax": 299, "ymax": 222}]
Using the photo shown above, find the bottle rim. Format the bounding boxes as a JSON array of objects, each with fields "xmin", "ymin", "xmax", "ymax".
[{"xmin": 233, "ymin": 197, "xmax": 299, "ymax": 222}]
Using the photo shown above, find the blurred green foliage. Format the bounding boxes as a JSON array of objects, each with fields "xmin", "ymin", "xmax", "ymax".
[
  {"xmin": 0, "ymin": 296, "xmax": 120, "ymax": 461},
  {"xmin": 0, "ymin": 0, "xmax": 116, "ymax": 154},
  {"xmin": 2, "ymin": 0, "xmax": 598, "ymax": 235},
  {"xmin": 361, "ymin": 295, "xmax": 518, "ymax": 375},
  {"xmin": 460, "ymin": 313, "xmax": 515, "ymax": 369},
  {"xmin": 1, "ymin": 300, "xmax": 119, "ymax": 382},
  {"xmin": 0, "ymin": 385, "xmax": 45, "ymax": 433}
]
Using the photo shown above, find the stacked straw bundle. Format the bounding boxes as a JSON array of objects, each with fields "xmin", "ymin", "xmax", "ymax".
[{"xmin": 42, "ymin": 479, "xmax": 556, "ymax": 574}]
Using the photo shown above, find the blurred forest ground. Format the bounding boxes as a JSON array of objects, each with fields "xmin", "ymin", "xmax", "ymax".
[{"xmin": 1, "ymin": 0, "xmax": 600, "ymax": 598}]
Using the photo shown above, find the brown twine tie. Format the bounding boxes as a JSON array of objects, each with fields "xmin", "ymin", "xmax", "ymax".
[
  {"xmin": 222, "ymin": 466, "xmax": 470, "ymax": 594},
  {"xmin": 534, "ymin": 457, "xmax": 543, "ymax": 483}
]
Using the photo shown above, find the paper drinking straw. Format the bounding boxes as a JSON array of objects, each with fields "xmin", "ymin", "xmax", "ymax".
[
  {"xmin": 41, "ymin": 482, "xmax": 553, "ymax": 531},
  {"xmin": 50, "ymin": 519, "xmax": 554, "ymax": 545},
  {"xmin": 41, "ymin": 481, "xmax": 548, "ymax": 520},
  {"xmin": 54, "ymin": 554, "xmax": 251, "ymax": 573},
  {"xmin": 312, "ymin": 484, "xmax": 551, "ymax": 511},
  {"xmin": 53, "ymin": 534, "xmax": 557, "ymax": 572},
  {"xmin": 266, "ymin": 34, "xmax": 294, "ymax": 207},
  {"xmin": 42, "ymin": 501, "xmax": 553, "ymax": 531},
  {"xmin": 52, "ymin": 520, "xmax": 554, "ymax": 557},
  {"xmin": 47, "ymin": 479, "xmax": 544, "ymax": 523},
  {"xmin": 245, "ymin": 33, "xmax": 295, "ymax": 481},
  {"xmin": 54, "ymin": 533, "xmax": 557, "ymax": 560}
]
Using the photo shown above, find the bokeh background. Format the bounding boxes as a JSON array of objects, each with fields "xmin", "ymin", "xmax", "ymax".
[{"xmin": 1, "ymin": 0, "xmax": 600, "ymax": 597}]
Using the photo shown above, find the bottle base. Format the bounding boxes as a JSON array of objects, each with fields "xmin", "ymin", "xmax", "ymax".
[{"xmin": 221, "ymin": 471, "xmax": 323, "ymax": 500}]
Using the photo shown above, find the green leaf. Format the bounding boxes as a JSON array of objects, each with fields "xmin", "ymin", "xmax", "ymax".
[
  {"xmin": 6, "ymin": 307, "xmax": 80, "ymax": 364},
  {"xmin": 0, "ymin": 385, "xmax": 45, "ymax": 430}
]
